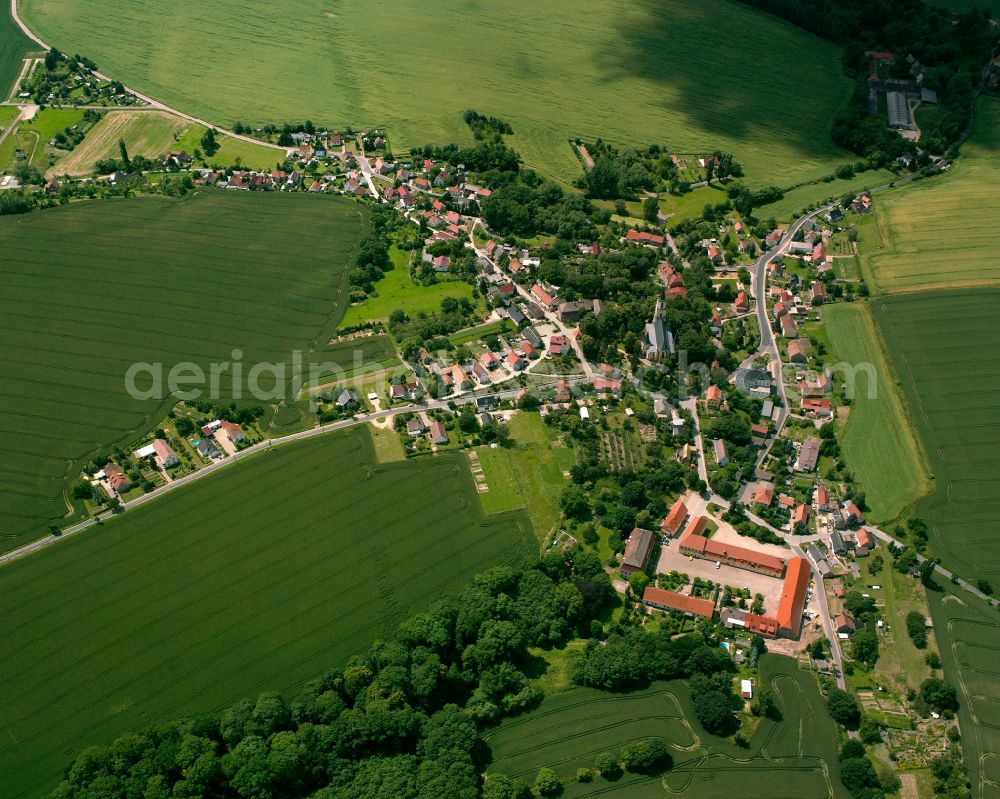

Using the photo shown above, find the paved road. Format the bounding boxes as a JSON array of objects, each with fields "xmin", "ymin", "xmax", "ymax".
[
  {"xmin": 8, "ymin": 0, "xmax": 292, "ymax": 157},
  {"xmin": 0, "ymin": 379, "xmax": 585, "ymax": 568},
  {"xmin": 749, "ymin": 204, "xmax": 836, "ymax": 450},
  {"xmin": 354, "ymin": 150, "xmax": 381, "ymax": 199},
  {"xmin": 470, "ymin": 218, "xmax": 596, "ymax": 380}
]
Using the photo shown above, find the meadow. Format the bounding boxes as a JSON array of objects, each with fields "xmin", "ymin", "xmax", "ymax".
[
  {"xmin": 873, "ymin": 289, "xmax": 1000, "ymax": 589},
  {"xmin": 858, "ymin": 97, "xmax": 1000, "ymax": 294},
  {"xmin": 927, "ymin": 584, "xmax": 1000, "ymax": 799},
  {"xmin": 0, "ymin": 192, "xmax": 387, "ymax": 550},
  {"xmin": 48, "ymin": 109, "xmax": 282, "ymax": 176},
  {"xmin": 822, "ymin": 303, "xmax": 930, "ymax": 523},
  {"xmin": 338, "ymin": 245, "xmax": 473, "ymax": 327},
  {"xmin": 0, "ymin": 427, "xmax": 531, "ymax": 798},
  {"xmin": 20, "ymin": 0, "xmax": 853, "ymax": 187},
  {"xmin": 486, "ymin": 654, "xmax": 847, "ymax": 798},
  {"xmin": 475, "ymin": 412, "xmax": 574, "ymax": 540},
  {"xmin": 1, "ymin": 107, "xmax": 84, "ymax": 169}
]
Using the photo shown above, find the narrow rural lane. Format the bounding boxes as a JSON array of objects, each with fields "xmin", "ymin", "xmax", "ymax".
[{"xmin": 354, "ymin": 150, "xmax": 381, "ymax": 199}]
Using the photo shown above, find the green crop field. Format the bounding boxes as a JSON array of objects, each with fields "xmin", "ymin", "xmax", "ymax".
[
  {"xmin": 858, "ymin": 97, "xmax": 1000, "ymax": 295},
  {"xmin": 927, "ymin": 585, "xmax": 1000, "ymax": 799},
  {"xmin": 0, "ymin": 427, "xmax": 531, "ymax": 798},
  {"xmin": 823, "ymin": 303, "xmax": 930, "ymax": 523},
  {"xmin": 0, "ymin": 6, "xmax": 34, "ymax": 98},
  {"xmin": 756, "ymin": 168, "xmax": 897, "ymax": 222},
  {"xmin": 338, "ymin": 245, "xmax": 473, "ymax": 327},
  {"xmin": 486, "ymin": 654, "xmax": 847, "ymax": 798},
  {"xmin": 20, "ymin": 0, "xmax": 853, "ymax": 187},
  {"xmin": 873, "ymin": 289, "xmax": 1000, "ymax": 587},
  {"xmin": 0, "ymin": 192, "xmax": 392, "ymax": 551}
]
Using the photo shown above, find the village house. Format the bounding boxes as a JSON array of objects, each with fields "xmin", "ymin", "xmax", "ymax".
[
  {"xmin": 195, "ymin": 438, "xmax": 221, "ymax": 459},
  {"xmin": 661, "ymin": 498, "xmax": 689, "ymax": 537},
  {"xmin": 406, "ymin": 419, "xmax": 426, "ymax": 437},
  {"xmin": 153, "ymin": 439, "xmax": 179, "ymax": 468},
  {"xmin": 429, "ymin": 421, "xmax": 449, "ymax": 445},
  {"xmin": 780, "ymin": 315, "xmax": 799, "ymax": 339},
  {"xmin": 706, "ymin": 385, "xmax": 723, "ymax": 409},
  {"xmin": 796, "ymin": 436, "xmax": 821, "ymax": 472},
  {"xmin": 713, "ymin": 438, "xmax": 729, "ymax": 466},
  {"xmin": 753, "ymin": 482, "xmax": 775, "ymax": 507},
  {"xmin": 787, "ymin": 340, "xmax": 808, "ymax": 363},
  {"xmin": 220, "ymin": 420, "xmax": 246, "ymax": 443},
  {"xmin": 104, "ymin": 462, "xmax": 130, "ymax": 495}
]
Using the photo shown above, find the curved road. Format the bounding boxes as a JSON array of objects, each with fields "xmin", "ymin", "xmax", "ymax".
[{"xmin": 8, "ymin": 0, "xmax": 291, "ymax": 156}]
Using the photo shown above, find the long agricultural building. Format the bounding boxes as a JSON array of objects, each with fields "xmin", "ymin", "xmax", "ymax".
[
  {"xmin": 678, "ymin": 517, "xmax": 786, "ymax": 578},
  {"xmin": 721, "ymin": 556, "xmax": 811, "ymax": 639},
  {"xmin": 642, "ymin": 587, "xmax": 715, "ymax": 620}
]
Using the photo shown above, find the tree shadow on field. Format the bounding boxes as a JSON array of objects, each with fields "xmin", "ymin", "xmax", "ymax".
[{"xmin": 592, "ymin": 0, "xmax": 834, "ymax": 152}]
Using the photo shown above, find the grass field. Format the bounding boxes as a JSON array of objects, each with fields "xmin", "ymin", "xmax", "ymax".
[
  {"xmin": 756, "ymin": 168, "xmax": 897, "ymax": 222},
  {"xmin": 49, "ymin": 109, "xmax": 282, "ymax": 176},
  {"xmin": 873, "ymin": 289, "xmax": 1000, "ymax": 588},
  {"xmin": 927, "ymin": 584, "xmax": 1000, "ymax": 799},
  {"xmin": 0, "ymin": 6, "xmax": 34, "ymax": 99},
  {"xmin": 0, "ymin": 192, "xmax": 387, "ymax": 550},
  {"xmin": 865, "ymin": 557, "xmax": 938, "ymax": 695},
  {"xmin": 0, "ymin": 105, "xmax": 19, "ymax": 131},
  {"xmin": 822, "ymin": 303, "xmax": 930, "ymax": 523},
  {"xmin": 20, "ymin": 0, "xmax": 853, "ymax": 187},
  {"xmin": 0, "ymin": 427, "xmax": 531, "ymax": 798},
  {"xmin": 476, "ymin": 412, "xmax": 573, "ymax": 540},
  {"xmin": 338, "ymin": 245, "xmax": 473, "ymax": 327},
  {"xmin": 486, "ymin": 654, "xmax": 848, "ymax": 798},
  {"xmin": 1, "ymin": 107, "xmax": 85, "ymax": 170},
  {"xmin": 858, "ymin": 97, "xmax": 1000, "ymax": 294}
]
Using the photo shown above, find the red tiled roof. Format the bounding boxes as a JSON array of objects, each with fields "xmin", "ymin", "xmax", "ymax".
[
  {"xmin": 642, "ymin": 587, "xmax": 715, "ymax": 618},
  {"xmin": 776, "ymin": 557, "xmax": 810, "ymax": 636},
  {"xmin": 662, "ymin": 499, "xmax": 689, "ymax": 536}
]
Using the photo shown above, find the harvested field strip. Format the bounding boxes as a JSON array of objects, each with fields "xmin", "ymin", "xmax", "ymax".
[
  {"xmin": 0, "ymin": 192, "xmax": 382, "ymax": 549},
  {"xmin": 49, "ymin": 109, "xmax": 187, "ymax": 176},
  {"xmin": 21, "ymin": 0, "xmax": 852, "ymax": 187},
  {"xmin": 859, "ymin": 97, "xmax": 1000, "ymax": 294},
  {"xmin": 0, "ymin": 427, "xmax": 531, "ymax": 797}
]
